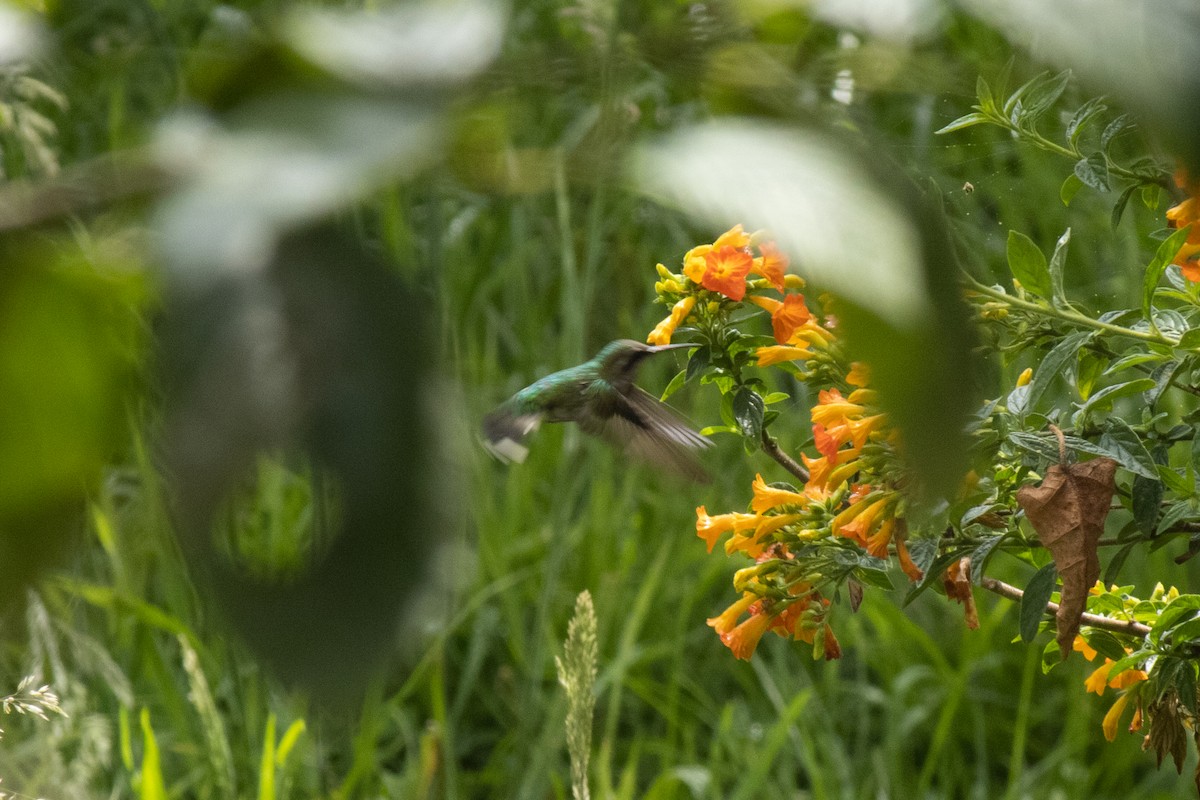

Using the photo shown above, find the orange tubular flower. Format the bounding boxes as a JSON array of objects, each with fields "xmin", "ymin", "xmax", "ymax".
[
  {"xmin": 683, "ymin": 245, "xmax": 753, "ymax": 300},
  {"xmin": 846, "ymin": 362, "xmax": 871, "ymax": 387},
  {"xmin": 895, "ymin": 534, "xmax": 923, "ymax": 582},
  {"xmin": 752, "ymin": 240, "xmax": 789, "ymax": 291},
  {"xmin": 802, "ymin": 453, "xmax": 833, "ymax": 491},
  {"xmin": 706, "ymin": 592, "xmax": 757, "ymax": 635},
  {"xmin": 1167, "ymin": 169, "xmax": 1200, "ymax": 279},
  {"xmin": 752, "ymin": 513, "xmax": 805, "ymax": 539},
  {"xmin": 756, "ymin": 341, "xmax": 812, "ymax": 367},
  {"xmin": 1109, "ymin": 668, "xmax": 1148, "ymax": 690},
  {"xmin": 751, "ymin": 473, "xmax": 809, "ymax": 512},
  {"xmin": 647, "ymin": 296, "xmax": 696, "ymax": 346},
  {"xmin": 866, "ymin": 517, "xmax": 897, "ymax": 558},
  {"xmin": 1085, "ymin": 661, "xmax": 1113, "ymax": 695},
  {"xmin": 746, "ymin": 293, "xmax": 813, "ymax": 344},
  {"xmin": 721, "ymin": 610, "xmax": 772, "ymax": 660},
  {"xmin": 695, "ymin": 506, "xmax": 758, "ymax": 553},
  {"xmin": 1073, "ymin": 635, "xmax": 1098, "ymax": 661},
  {"xmin": 836, "ymin": 495, "xmax": 893, "ymax": 546}
]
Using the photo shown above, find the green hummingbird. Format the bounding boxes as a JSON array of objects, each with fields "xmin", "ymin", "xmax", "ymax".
[{"xmin": 483, "ymin": 339, "xmax": 712, "ymax": 482}]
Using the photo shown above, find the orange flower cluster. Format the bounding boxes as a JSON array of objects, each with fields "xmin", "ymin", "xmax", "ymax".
[
  {"xmin": 1074, "ymin": 634, "xmax": 1148, "ymax": 741},
  {"xmin": 1166, "ymin": 168, "xmax": 1200, "ymax": 282},
  {"xmin": 646, "ymin": 225, "xmax": 804, "ymax": 346}
]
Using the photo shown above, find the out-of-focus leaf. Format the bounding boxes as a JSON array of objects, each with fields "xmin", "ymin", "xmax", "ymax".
[
  {"xmin": 161, "ymin": 223, "xmax": 446, "ymax": 701},
  {"xmin": 1111, "ymin": 184, "xmax": 1137, "ymax": 227},
  {"xmin": 634, "ymin": 121, "xmax": 977, "ymax": 496},
  {"xmin": 154, "ymin": 96, "xmax": 442, "ymax": 279},
  {"xmin": 1066, "ymin": 96, "xmax": 1108, "ymax": 145},
  {"xmin": 1006, "ymin": 230, "xmax": 1052, "ymax": 298},
  {"xmin": 283, "ymin": 0, "xmax": 504, "ymax": 89},
  {"xmin": 0, "ymin": 234, "xmax": 145, "ymax": 606},
  {"xmin": 0, "ymin": 5, "xmax": 42, "ymax": 64}
]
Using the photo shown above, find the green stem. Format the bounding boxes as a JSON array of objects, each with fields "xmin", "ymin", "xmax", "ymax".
[{"xmin": 966, "ymin": 276, "xmax": 1174, "ymax": 345}]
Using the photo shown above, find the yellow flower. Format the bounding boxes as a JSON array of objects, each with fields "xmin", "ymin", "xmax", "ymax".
[
  {"xmin": 1016, "ymin": 367, "xmax": 1033, "ymax": 387},
  {"xmin": 751, "ymin": 513, "xmax": 805, "ymax": 539},
  {"xmin": 647, "ymin": 296, "xmax": 696, "ymax": 345},
  {"xmin": 1102, "ymin": 693, "xmax": 1132, "ymax": 742},
  {"xmin": 865, "ymin": 516, "xmax": 897, "ymax": 558},
  {"xmin": 846, "ymin": 362, "xmax": 871, "ymax": 387},
  {"xmin": 1085, "ymin": 661, "xmax": 1113, "ymax": 695},
  {"xmin": 836, "ymin": 495, "xmax": 893, "ymax": 546},
  {"xmin": 1109, "ymin": 668, "xmax": 1148, "ymax": 690},
  {"xmin": 713, "ymin": 223, "xmax": 751, "ymax": 250},
  {"xmin": 695, "ymin": 505, "xmax": 758, "ymax": 553},
  {"xmin": 751, "ymin": 473, "xmax": 809, "ymax": 512},
  {"xmin": 756, "ymin": 342, "xmax": 812, "ymax": 367},
  {"xmin": 1073, "ymin": 635, "xmax": 1098, "ymax": 662}
]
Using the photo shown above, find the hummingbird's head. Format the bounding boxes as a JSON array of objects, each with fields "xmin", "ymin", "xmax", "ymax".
[{"xmin": 596, "ymin": 339, "xmax": 691, "ymax": 386}]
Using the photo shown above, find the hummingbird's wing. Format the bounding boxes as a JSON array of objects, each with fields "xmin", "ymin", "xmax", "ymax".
[
  {"xmin": 481, "ymin": 404, "xmax": 542, "ymax": 463},
  {"xmin": 583, "ymin": 387, "xmax": 713, "ymax": 483}
]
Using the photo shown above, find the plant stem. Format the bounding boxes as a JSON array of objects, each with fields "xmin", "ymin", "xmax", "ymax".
[
  {"xmin": 965, "ymin": 277, "xmax": 1175, "ymax": 345},
  {"xmin": 761, "ymin": 431, "xmax": 809, "ymax": 483},
  {"xmin": 979, "ymin": 576, "xmax": 1151, "ymax": 637}
]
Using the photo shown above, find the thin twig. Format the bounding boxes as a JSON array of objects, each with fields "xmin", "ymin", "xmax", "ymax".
[
  {"xmin": 761, "ymin": 431, "xmax": 809, "ymax": 483},
  {"xmin": 980, "ymin": 576, "xmax": 1151, "ymax": 637}
]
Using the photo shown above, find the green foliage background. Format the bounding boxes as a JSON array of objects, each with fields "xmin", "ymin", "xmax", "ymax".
[{"xmin": 0, "ymin": 0, "xmax": 1196, "ymax": 797}]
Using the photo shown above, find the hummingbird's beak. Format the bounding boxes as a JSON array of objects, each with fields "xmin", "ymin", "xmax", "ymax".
[{"xmin": 647, "ymin": 342, "xmax": 697, "ymax": 353}]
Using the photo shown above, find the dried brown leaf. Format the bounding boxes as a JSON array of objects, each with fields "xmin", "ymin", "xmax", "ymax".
[
  {"xmin": 942, "ymin": 556, "xmax": 979, "ymax": 630},
  {"xmin": 1016, "ymin": 457, "xmax": 1118, "ymax": 660},
  {"xmin": 1147, "ymin": 696, "xmax": 1187, "ymax": 774}
]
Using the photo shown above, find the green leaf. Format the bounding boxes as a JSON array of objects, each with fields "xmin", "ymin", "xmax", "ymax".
[
  {"xmin": 1020, "ymin": 563, "xmax": 1058, "ymax": 643},
  {"xmin": 1111, "ymin": 183, "xmax": 1137, "ymax": 227},
  {"xmin": 1059, "ymin": 173, "xmax": 1084, "ymax": 206},
  {"xmin": 1083, "ymin": 630, "xmax": 1131, "ymax": 662},
  {"xmin": 1097, "ymin": 417, "xmax": 1159, "ymax": 479},
  {"xmin": 1078, "ymin": 378, "xmax": 1156, "ymax": 415},
  {"xmin": 935, "ymin": 112, "xmax": 989, "ymax": 135},
  {"xmin": 1143, "ymin": 225, "xmax": 1196, "ymax": 326},
  {"xmin": 1132, "ymin": 472, "xmax": 1164, "ymax": 537},
  {"xmin": 1065, "ymin": 96, "xmax": 1108, "ymax": 145},
  {"xmin": 686, "ymin": 346, "xmax": 711, "ymax": 382},
  {"xmin": 1047, "ymin": 228, "xmax": 1070, "ymax": 305},
  {"xmin": 1100, "ymin": 114, "xmax": 1131, "ymax": 152},
  {"xmin": 1141, "ymin": 183, "xmax": 1163, "ymax": 211},
  {"xmin": 1006, "ymin": 230, "xmax": 1052, "ymax": 298},
  {"xmin": 1074, "ymin": 351, "xmax": 1106, "ymax": 399},
  {"xmin": 1026, "ymin": 331, "xmax": 1093, "ymax": 410},
  {"xmin": 762, "ymin": 391, "xmax": 790, "ymax": 405},
  {"xmin": 975, "ymin": 74, "xmax": 994, "ymax": 109},
  {"xmin": 1073, "ymin": 153, "xmax": 1111, "ymax": 192},
  {"xmin": 1150, "ymin": 595, "xmax": 1200, "ymax": 644},
  {"xmin": 1004, "ymin": 70, "xmax": 1049, "ymax": 116},
  {"xmin": 1176, "ymin": 329, "xmax": 1200, "ymax": 351},
  {"xmin": 732, "ymin": 386, "xmax": 765, "ymax": 441},
  {"xmin": 1020, "ymin": 69, "xmax": 1071, "ymax": 125},
  {"xmin": 660, "ymin": 368, "xmax": 687, "ymax": 402},
  {"xmin": 854, "ymin": 564, "xmax": 894, "ymax": 590}
]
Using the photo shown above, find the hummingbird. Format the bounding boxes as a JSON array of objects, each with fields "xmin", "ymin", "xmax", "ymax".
[{"xmin": 483, "ymin": 340, "xmax": 712, "ymax": 482}]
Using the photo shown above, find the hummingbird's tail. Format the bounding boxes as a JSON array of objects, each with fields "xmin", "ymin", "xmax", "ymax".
[{"xmin": 481, "ymin": 406, "xmax": 542, "ymax": 463}]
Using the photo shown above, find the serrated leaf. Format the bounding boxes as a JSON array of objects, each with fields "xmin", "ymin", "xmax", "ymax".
[
  {"xmin": 1073, "ymin": 153, "xmax": 1111, "ymax": 192},
  {"xmin": 1006, "ymin": 230, "xmax": 1052, "ymax": 298},
  {"xmin": 732, "ymin": 386, "xmax": 764, "ymax": 441},
  {"xmin": 1060, "ymin": 173, "xmax": 1084, "ymax": 206},
  {"xmin": 1097, "ymin": 417, "xmax": 1159, "ymax": 479},
  {"xmin": 1020, "ymin": 563, "xmax": 1058, "ymax": 643},
  {"xmin": 935, "ymin": 112, "xmax": 990, "ymax": 135}
]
